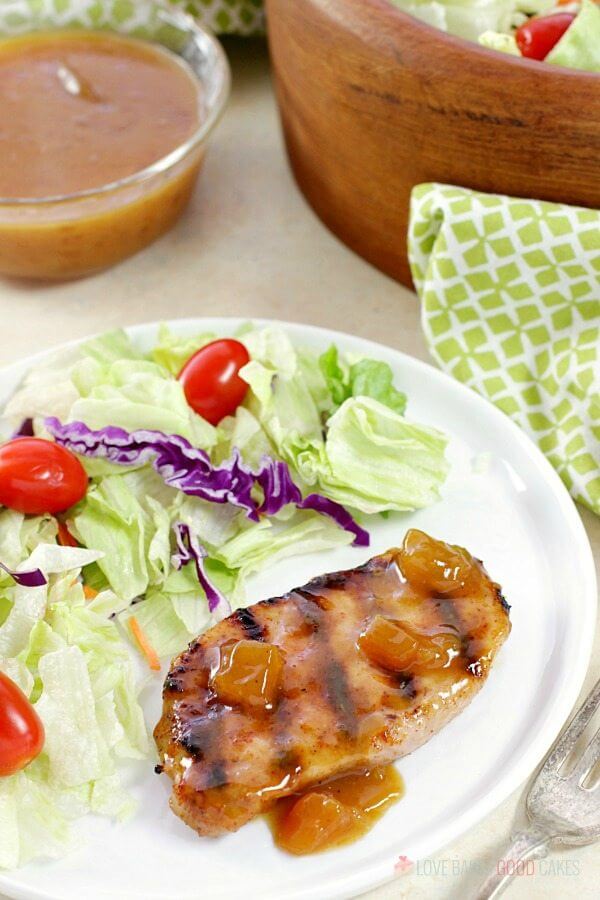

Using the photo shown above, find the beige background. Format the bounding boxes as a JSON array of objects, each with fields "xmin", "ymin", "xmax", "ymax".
[{"xmin": 0, "ymin": 39, "xmax": 598, "ymax": 900}]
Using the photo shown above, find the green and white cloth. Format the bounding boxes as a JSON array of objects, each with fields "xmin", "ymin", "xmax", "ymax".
[
  {"xmin": 173, "ymin": 0, "xmax": 264, "ymax": 34},
  {"xmin": 409, "ymin": 184, "xmax": 600, "ymax": 516},
  {"xmin": 0, "ymin": 0, "xmax": 264, "ymax": 36}
]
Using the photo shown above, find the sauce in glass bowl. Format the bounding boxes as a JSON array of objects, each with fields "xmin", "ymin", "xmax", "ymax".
[
  {"xmin": 0, "ymin": 26, "xmax": 228, "ymax": 279},
  {"xmin": 0, "ymin": 31, "xmax": 200, "ymax": 198}
]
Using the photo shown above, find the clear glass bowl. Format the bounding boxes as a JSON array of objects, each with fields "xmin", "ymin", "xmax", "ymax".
[{"xmin": 0, "ymin": 0, "xmax": 230, "ymax": 280}]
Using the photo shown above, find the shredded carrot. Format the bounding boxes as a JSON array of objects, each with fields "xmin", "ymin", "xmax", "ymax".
[
  {"xmin": 129, "ymin": 616, "xmax": 161, "ymax": 672},
  {"xmin": 57, "ymin": 521, "xmax": 78, "ymax": 547},
  {"xmin": 83, "ymin": 584, "xmax": 98, "ymax": 600}
]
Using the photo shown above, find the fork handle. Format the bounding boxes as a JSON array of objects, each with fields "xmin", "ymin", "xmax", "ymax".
[{"xmin": 473, "ymin": 824, "xmax": 556, "ymax": 900}]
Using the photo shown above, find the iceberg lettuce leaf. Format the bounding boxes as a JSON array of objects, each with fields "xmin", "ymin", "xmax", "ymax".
[
  {"xmin": 148, "ymin": 323, "xmax": 216, "ymax": 376},
  {"xmin": 315, "ymin": 397, "xmax": 449, "ymax": 514},
  {"xmin": 546, "ymin": 0, "xmax": 600, "ymax": 72}
]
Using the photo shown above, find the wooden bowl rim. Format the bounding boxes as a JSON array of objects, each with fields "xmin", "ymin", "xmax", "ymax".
[{"xmin": 334, "ymin": 0, "xmax": 600, "ymax": 84}]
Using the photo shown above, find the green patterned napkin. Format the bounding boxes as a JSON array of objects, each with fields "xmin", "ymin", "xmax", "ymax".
[
  {"xmin": 409, "ymin": 184, "xmax": 600, "ymax": 516},
  {"xmin": 0, "ymin": 0, "xmax": 264, "ymax": 35},
  {"xmin": 167, "ymin": 0, "xmax": 263, "ymax": 34}
]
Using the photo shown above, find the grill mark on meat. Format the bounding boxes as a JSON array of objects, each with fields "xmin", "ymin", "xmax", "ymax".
[
  {"xmin": 303, "ymin": 556, "xmax": 385, "ymax": 595},
  {"xmin": 432, "ymin": 596, "xmax": 486, "ymax": 677},
  {"xmin": 238, "ymin": 600, "xmax": 305, "ymax": 788},
  {"xmin": 178, "ymin": 708, "xmax": 228, "ymax": 789},
  {"xmin": 266, "ymin": 591, "xmax": 322, "ymax": 777},
  {"xmin": 293, "ymin": 589, "xmax": 323, "ymax": 631},
  {"xmin": 272, "ymin": 697, "xmax": 300, "ymax": 775},
  {"xmin": 172, "ymin": 644, "xmax": 228, "ymax": 790},
  {"xmin": 296, "ymin": 587, "xmax": 330, "ymax": 612},
  {"xmin": 304, "ymin": 571, "xmax": 352, "ymax": 591},
  {"xmin": 164, "ymin": 675, "xmax": 185, "ymax": 693},
  {"xmin": 296, "ymin": 587, "xmax": 360, "ymax": 739},
  {"xmin": 231, "ymin": 607, "xmax": 266, "ymax": 641},
  {"xmin": 324, "ymin": 658, "xmax": 357, "ymax": 738},
  {"xmin": 164, "ymin": 663, "xmax": 188, "ymax": 694}
]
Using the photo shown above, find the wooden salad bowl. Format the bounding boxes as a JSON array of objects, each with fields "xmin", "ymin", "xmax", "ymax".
[{"xmin": 265, "ymin": 0, "xmax": 600, "ymax": 286}]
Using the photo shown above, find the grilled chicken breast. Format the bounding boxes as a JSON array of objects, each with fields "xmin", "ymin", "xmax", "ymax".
[{"xmin": 154, "ymin": 529, "xmax": 510, "ymax": 837}]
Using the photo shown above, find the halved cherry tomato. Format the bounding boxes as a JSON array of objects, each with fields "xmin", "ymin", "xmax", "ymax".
[
  {"xmin": 0, "ymin": 438, "xmax": 88, "ymax": 515},
  {"xmin": 516, "ymin": 13, "xmax": 576, "ymax": 60},
  {"xmin": 0, "ymin": 671, "xmax": 45, "ymax": 776},
  {"xmin": 178, "ymin": 339, "xmax": 250, "ymax": 425}
]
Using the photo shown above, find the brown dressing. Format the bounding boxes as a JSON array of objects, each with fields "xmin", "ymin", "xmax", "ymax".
[
  {"xmin": 0, "ymin": 31, "xmax": 201, "ymax": 198},
  {"xmin": 0, "ymin": 30, "xmax": 206, "ymax": 278},
  {"xmin": 270, "ymin": 765, "xmax": 404, "ymax": 855}
]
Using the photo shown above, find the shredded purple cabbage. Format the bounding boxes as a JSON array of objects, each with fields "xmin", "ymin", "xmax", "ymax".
[
  {"xmin": 297, "ymin": 494, "xmax": 369, "ymax": 546},
  {"xmin": 0, "ymin": 560, "xmax": 46, "ymax": 587},
  {"xmin": 44, "ymin": 418, "xmax": 369, "ymax": 546},
  {"xmin": 172, "ymin": 523, "xmax": 231, "ymax": 619},
  {"xmin": 255, "ymin": 457, "xmax": 302, "ymax": 515},
  {"xmin": 45, "ymin": 418, "xmax": 256, "ymax": 516}
]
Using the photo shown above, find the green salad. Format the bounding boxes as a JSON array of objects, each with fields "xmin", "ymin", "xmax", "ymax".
[
  {"xmin": 391, "ymin": 0, "xmax": 600, "ymax": 71},
  {"xmin": 0, "ymin": 323, "xmax": 449, "ymax": 868}
]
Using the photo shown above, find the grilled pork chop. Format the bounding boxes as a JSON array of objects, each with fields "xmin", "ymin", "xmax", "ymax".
[{"xmin": 154, "ymin": 529, "xmax": 510, "ymax": 837}]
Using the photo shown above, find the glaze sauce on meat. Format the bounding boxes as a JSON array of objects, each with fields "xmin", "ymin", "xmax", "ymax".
[
  {"xmin": 154, "ymin": 529, "xmax": 510, "ymax": 849},
  {"xmin": 271, "ymin": 765, "xmax": 404, "ymax": 854}
]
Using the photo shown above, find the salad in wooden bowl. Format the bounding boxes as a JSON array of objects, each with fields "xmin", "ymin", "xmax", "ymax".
[{"xmin": 266, "ymin": 0, "xmax": 600, "ymax": 285}]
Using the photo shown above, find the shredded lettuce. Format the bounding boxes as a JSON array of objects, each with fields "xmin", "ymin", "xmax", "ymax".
[
  {"xmin": 69, "ymin": 358, "xmax": 216, "ymax": 448},
  {"xmin": 390, "ymin": 0, "xmax": 554, "ymax": 41},
  {"xmin": 0, "ymin": 541, "xmax": 147, "ymax": 868},
  {"xmin": 295, "ymin": 397, "xmax": 449, "ymax": 514},
  {"xmin": 80, "ymin": 329, "xmax": 142, "ymax": 366},
  {"xmin": 546, "ymin": 0, "xmax": 600, "ymax": 72},
  {"xmin": 239, "ymin": 330, "xmax": 447, "ymax": 515},
  {"xmin": 217, "ymin": 510, "xmax": 355, "ymax": 579},
  {"xmin": 319, "ymin": 345, "xmax": 407, "ymax": 415},
  {"xmin": 391, "ymin": 0, "xmax": 600, "ymax": 75},
  {"xmin": 172, "ymin": 522, "xmax": 230, "ymax": 618},
  {"xmin": 70, "ymin": 475, "xmax": 171, "ymax": 602},
  {"xmin": 478, "ymin": 0, "xmax": 600, "ymax": 70},
  {"xmin": 149, "ymin": 323, "xmax": 216, "ymax": 376},
  {"xmin": 478, "ymin": 29, "xmax": 520, "ymax": 53}
]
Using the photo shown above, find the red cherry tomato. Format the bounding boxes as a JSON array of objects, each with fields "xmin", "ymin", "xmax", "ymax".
[
  {"xmin": 0, "ymin": 671, "xmax": 45, "ymax": 776},
  {"xmin": 178, "ymin": 339, "xmax": 250, "ymax": 426},
  {"xmin": 516, "ymin": 13, "xmax": 576, "ymax": 60},
  {"xmin": 0, "ymin": 437, "xmax": 88, "ymax": 515}
]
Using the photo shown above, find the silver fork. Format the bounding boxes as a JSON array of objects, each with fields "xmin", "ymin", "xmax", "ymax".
[{"xmin": 475, "ymin": 677, "xmax": 600, "ymax": 899}]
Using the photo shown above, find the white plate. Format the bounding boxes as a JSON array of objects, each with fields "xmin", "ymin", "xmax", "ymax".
[{"xmin": 0, "ymin": 318, "xmax": 596, "ymax": 900}]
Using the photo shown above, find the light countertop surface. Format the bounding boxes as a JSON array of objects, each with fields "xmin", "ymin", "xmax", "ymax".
[{"xmin": 0, "ymin": 37, "xmax": 598, "ymax": 900}]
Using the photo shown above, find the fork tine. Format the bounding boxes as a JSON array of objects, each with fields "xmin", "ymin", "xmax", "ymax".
[
  {"xmin": 574, "ymin": 728, "xmax": 600, "ymax": 785},
  {"xmin": 539, "ymin": 678, "xmax": 600, "ymax": 777}
]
